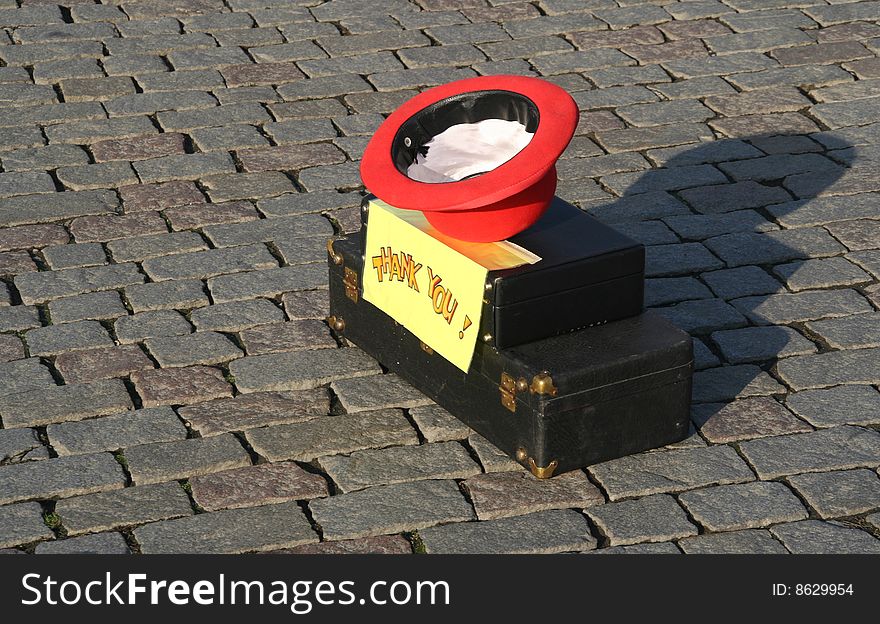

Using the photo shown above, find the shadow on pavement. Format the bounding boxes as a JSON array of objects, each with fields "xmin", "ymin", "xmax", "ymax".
[{"xmin": 584, "ymin": 132, "xmax": 869, "ymax": 444}]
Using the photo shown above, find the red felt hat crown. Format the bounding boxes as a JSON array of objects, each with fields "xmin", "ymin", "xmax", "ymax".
[{"xmin": 360, "ymin": 75, "xmax": 579, "ymax": 242}]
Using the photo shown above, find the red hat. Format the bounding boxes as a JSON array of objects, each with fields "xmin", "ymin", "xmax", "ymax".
[{"xmin": 360, "ymin": 75, "xmax": 579, "ymax": 242}]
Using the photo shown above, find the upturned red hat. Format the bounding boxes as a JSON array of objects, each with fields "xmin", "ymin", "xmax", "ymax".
[{"xmin": 360, "ymin": 75, "xmax": 579, "ymax": 242}]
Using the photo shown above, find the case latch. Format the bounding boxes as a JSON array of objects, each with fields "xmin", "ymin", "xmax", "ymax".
[
  {"xmin": 499, "ymin": 373, "xmax": 529, "ymax": 413},
  {"xmin": 343, "ymin": 266, "xmax": 359, "ymax": 303}
]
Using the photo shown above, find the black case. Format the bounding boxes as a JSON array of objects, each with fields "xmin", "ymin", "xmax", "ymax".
[
  {"xmin": 328, "ymin": 234, "xmax": 693, "ymax": 478},
  {"xmin": 360, "ymin": 195, "xmax": 645, "ymax": 349}
]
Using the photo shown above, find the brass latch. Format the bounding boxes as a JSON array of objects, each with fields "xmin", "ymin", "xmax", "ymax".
[
  {"xmin": 499, "ymin": 372, "xmax": 528, "ymax": 413},
  {"xmin": 343, "ymin": 266, "xmax": 358, "ymax": 302}
]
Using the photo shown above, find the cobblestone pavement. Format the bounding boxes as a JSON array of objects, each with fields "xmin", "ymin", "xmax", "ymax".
[{"xmin": 1, "ymin": 0, "xmax": 880, "ymax": 555}]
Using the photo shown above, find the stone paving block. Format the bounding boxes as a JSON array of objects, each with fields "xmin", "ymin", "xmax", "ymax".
[
  {"xmin": 239, "ymin": 319, "xmax": 336, "ymax": 355},
  {"xmin": 203, "ymin": 214, "xmax": 331, "ymax": 248},
  {"xmin": 246, "ymin": 408, "xmax": 417, "ymax": 463},
  {"xmin": 586, "ymin": 494, "xmax": 697, "ymax": 547},
  {"xmin": 282, "ymin": 290, "xmax": 330, "ymax": 320},
  {"xmin": 230, "ymin": 346, "xmax": 380, "ymax": 393},
  {"xmin": 42, "ymin": 243, "xmax": 107, "ymax": 270},
  {"xmin": 422, "ymin": 509, "xmax": 595, "ymax": 554},
  {"xmin": 190, "ymin": 124, "xmax": 269, "ymax": 152},
  {"xmin": 55, "ymin": 345, "xmax": 154, "ymax": 384},
  {"xmin": 126, "ymin": 434, "xmax": 250, "ymax": 486},
  {"xmin": 614, "ymin": 221, "xmax": 679, "ymax": 247},
  {"xmin": 36, "ymin": 532, "xmax": 130, "ymax": 555},
  {"xmin": 131, "ymin": 365, "xmax": 233, "ymax": 408},
  {"xmin": 0, "ymin": 189, "xmax": 118, "ymax": 229},
  {"xmin": 693, "ymin": 339, "xmax": 721, "ymax": 371},
  {"xmin": 0, "ymin": 144, "xmax": 89, "ymax": 172},
  {"xmin": 133, "ymin": 152, "xmax": 236, "ymax": 185},
  {"xmin": 595, "ymin": 123, "xmax": 714, "ymax": 154},
  {"xmin": 146, "ymin": 331, "xmax": 243, "ymax": 368},
  {"xmin": 48, "ymin": 291, "xmax": 128, "ymax": 324},
  {"xmin": 588, "ymin": 445, "xmax": 754, "ymax": 501},
  {"xmin": 678, "ymin": 181, "xmax": 791, "ymax": 215},
  {"xmin": 645, "ymin": 243, "xmax": 723, "ymax": 277},
  {"xmin": 0, "ymin": 378, "xmax": 133, "ymax": 428},
  {"xmin": 664, "ymin": 211, "xmax": 779, "ymax": 243},
  {"xmin": 678, "ymin": 530, "xmax": 788, "ymax": 554},
  {"xmin": 645, "ymin": 277, "xmax": 712, "ymax": 307},
  {"xmin": 732, "ymin": 289, "xmax": 872, "ymax": 326},
  {"xmin": 573, "ymin": 85, "xmax": 659, "ymax": 111},
  {"xmin": 108, "ymin": 232, "xmax": 208, "ymax": 264},
  {"xmin": 769, "ymin": 195, "xmax": 880, "ymax": 230},
  {"xmin": 142, "ymin": 244, "xmax": 277, "ymax": 282},
  {"xmin": 114, "ymin": 311, "xmax": 192, "ymax": 345},
  {"xmin": 850, "ymin": 249, "xmax": 880, "ymax": 279},
  {"xmin": 410, "ymin": 405, "xmax": 471, "ymax": 443},
  {"xmin": 592, "ymin": 542, "xmax": 682, "ymax": 555},
  {"xmin": 692, "ymin": 364, "xmax": 785, "ymax": 404},
  {"xmin": 0, "ymin": 502, "xmax": 53, "ymax": 548},
  {"xmin": 741, "ymin": 425, "xmax": 880, "ymax": 480},
  {"xmin": 691, "ymin": 397, "xmax": 811, "ymax": 445},
  {"xmin": 57, "ymin": 481, "xmax": 193, "ymax": 536},
  {"xmin": 69, "ymin": 212, "xmax": 167, "ymax": 244},
  {"xmin": 466, "ymin": 434, "xmax": 522, "ymax": 474},
  {"xmin": 773, "ymin": 257, "xmax": 872, "ymax": 292},
  {"xmin": 182, "ymin": 383, "xmax": 325, "ymax": 434},
  {"xmin": 0, "ymin": 251, "xmax": 36, "ymax": 277},
  {"xmin": 15, "ymin": 263, "xmax": 143, "ymax": 305},
  {"xmin": 0, "ymin": 126, "xmax": 44, "ymax": 153},
  {"xmin": 787, "ymin": 468, "xmax": 880, "ymax": 519},
  {"xmin": 25, "ymin": 320, "xmax": 113, "ymax": 357},
  {"xmin": 191, "ymin": 462, "xmax": 327, "ymax": 512},
  {"xmin": 331, "ymin": 373, "xmax": 431, "ymax": 414},
  {"xmin": 320, "ymin": 441, "xmax": 481, "ymax": 493},
  {"xmin": 770, "ymin": 520, "xmax": 880, "ymax": 554},
  {"xmin": 710, "ymin": 326, "xmax": 816, "ymax": 364},
  {"xmin": 48, "ymin": 406, "xmax": 185, "ymax": 457},
  {"xmin": 654, "ymin": 298, "xmax": 748, "ymax": 334},
  {"xmin": 310, "ymin": 479, "xmax": 474, "ymax": 541},
  {"xmin": 806, "ymin": 312, "xmax": 880, "ymax": 349},
  {"xmin": 777, "ymin": 347, "xmax": 880, "ymax": 391},
  {"xmin": 706, "ymin": 228, "xmax": 845, "ymax": 268},
  {"xmin": 125, "ymin": 280, "xmax": 210, "ymax": 314},
  {"xmin": 786, "ymin": 385, "xmax": 880, "ymax": 428},
  {"xmin": 463, "ymin": 470, "xmax": 603, "ymax": 521},
  {"xmin": 201, "ymin": 171, "xmax": 298, "ymax": 202},
  {"xmin": 680, "ymin": 481, "xmax": 807, "ymax": 532},
  {"xmin": 208, "ymin": 265, "xmax": 327, "ymax": 304},
  {"xmin": 0, "ymin": 171, "xmax": 56, "ymax": 199},
  {"xmin": 165, "ymin": 200, "xmax": 259, "ymax": 231},
  {"xmin": 188, "ymin": 299, "xmax": 283, "ymax": 333},
  {"xmin": 826, "ymin": 219, "xmax": 880, "ymax": 252},
  {"xmin": 0, "ymin": 223, "xmax": 63, "ymax": 251},
  {"xmin": 0, "ymin": 306, "xmax": 41, "ymax": 332},
  {"xmin": 0, "ymin": 334, "xmax": 25, "ymax": 364},
  {"xmin": 0, "ymin": 452, "xmax": 125, "ymax": 505},
  {"xmin": 135, "ymin": 501, "xmax": 317, "ymax": 554}
]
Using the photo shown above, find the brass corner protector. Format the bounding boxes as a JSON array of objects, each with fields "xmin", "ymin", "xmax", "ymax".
[
  {"xmin": 343, "ymin": 266, "xmax": 359, "ymax": 302},
  {"xmin": 326, "ymin": 315, "xmax": 345, "ymax": 332},
  {"xmin": 527, "ymin": 457, "xmax": 559, "ymax": 479},
  {"xmin": 419, "ymin": 341, "xmax": 434, "ymax": 355},
  {"xmin": 530, "ymin": 371, "xmax": 558, "ymax": 397},
  {"xmin": 327, "ymin": 238, "xmax": 343, "ymax": 265}
]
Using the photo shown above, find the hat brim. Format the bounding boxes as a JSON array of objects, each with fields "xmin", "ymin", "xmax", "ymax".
[{"xmin": 360, "ymin": 75, "xmax": 578, "ymax": 214}]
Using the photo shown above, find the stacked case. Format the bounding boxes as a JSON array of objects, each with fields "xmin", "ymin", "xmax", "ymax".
[{"xmin": 327, "ymin": 195, "xmax": 693, "ymax": 478}]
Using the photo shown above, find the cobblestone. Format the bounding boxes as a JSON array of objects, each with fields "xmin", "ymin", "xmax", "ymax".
[
  {"xmin": 422, "ymin": 509, "xmax": 595, "ymax": 554},
  {"xmin": 770, "ymin": 520, "xmax": 880, "ymax": 554},
  {"xmin": 0, "ymin": 453, "xmax": 125, "ymax": 505},
  {"xmin": 310, "ymin": 479, "xmax": 474, "ymax": 541},
  {"xmin": 679, "ymin": 481, "xmax": 808, "ymax": 532},
  {"xmin": 180, "ymin": 389, "xmax": 329, "ymax": 436},
  {"xmin": 49, "ymin": 407, "xmax": 185, "ymax": 456},
  {"xmin": 785, "ymin": 385, "xmax": 880, "ymax": 428},
  {"xmin": 586, "ymin": 494, "xmax": 697, "ymax": 547},
  {"xmin": 0, "ymin": 502, "xmax": 53, "ymax": 548},
  {"xmin": 135, "ymin": 502, "xmax": 317, "ymax": 554}
]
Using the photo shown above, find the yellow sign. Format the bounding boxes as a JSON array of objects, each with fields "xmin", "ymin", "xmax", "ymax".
[{"xmin": 362, "ymin": 199, "xmax": 540, "ymax": 372}]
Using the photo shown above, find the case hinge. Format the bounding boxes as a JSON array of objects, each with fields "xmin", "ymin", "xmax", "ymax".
[
  {"xmin": 343, "ymin": 266, "xmax": 359, "ymax": 303},
  {"xmin": 499, "ymin": 372, "xmax": 529, "ymax": 413}
]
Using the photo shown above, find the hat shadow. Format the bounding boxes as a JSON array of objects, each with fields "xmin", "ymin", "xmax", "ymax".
[{"xmin": 576, "ymin": 132, "xmax": 864, "ymax": 445}]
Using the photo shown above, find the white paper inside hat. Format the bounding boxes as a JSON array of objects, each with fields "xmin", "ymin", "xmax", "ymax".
[{"xmin": 405, "ymin": 119, "xmax": 534, "ymax": 184}]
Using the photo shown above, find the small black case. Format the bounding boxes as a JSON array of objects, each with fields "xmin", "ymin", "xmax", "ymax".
[
  {"xmin": 360, "ymin": 195, "xmax": 645, "ymax": 349},
  {"xmin": 329, "ymin": 234, "xmax": 693, "ymax": 477}
]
